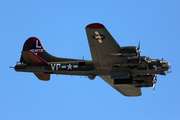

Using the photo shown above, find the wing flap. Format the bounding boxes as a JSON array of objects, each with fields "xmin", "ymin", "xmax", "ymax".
[{"xmin": 100, "ymin": 76, "xmax": 141, "ymax": 97}]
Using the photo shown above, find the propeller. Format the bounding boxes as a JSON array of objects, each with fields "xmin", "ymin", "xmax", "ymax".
[
  {"xmin": 137, "ymin": 41, "xmax": 142, "ymax": 63},
  {"xmin": 137, "ymin": 41, "xmax": 142, "ymax": 54},
  {"xmin": 153, "ymin": 75, "xmax": 158, "ymax": 92},
  {"xmin": 167, "ymin": 63, "xmax": 172, "ymax": 74},
  {"xmin": 138, "ymin": 40, "xmax": 140, "ymax": 50},
  {"xmin": 168, "ymin": 62, "xmax": 172, "ymax": 69}
]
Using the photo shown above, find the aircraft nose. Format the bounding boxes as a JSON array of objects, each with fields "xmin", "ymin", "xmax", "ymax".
[{"xmin": 167, "ymin": 62, "xmax": 172, "ymax": 70}]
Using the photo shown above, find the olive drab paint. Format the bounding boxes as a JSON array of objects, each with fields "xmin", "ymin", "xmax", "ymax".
[{"xmin": 14, "ymin": 23, "xmax": 171, "ymax": 97}]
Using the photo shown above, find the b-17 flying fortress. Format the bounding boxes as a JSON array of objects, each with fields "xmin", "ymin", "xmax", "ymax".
[{"xmin": 14, "ymin": 23, "xmax": 171, "ymax": 96}]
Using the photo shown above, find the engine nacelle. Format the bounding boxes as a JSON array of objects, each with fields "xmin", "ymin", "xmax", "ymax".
[
  {"xmin": 132, "ymin": 75, "xmax": 157, "ymax": 87},
  {"xmin": 121, "ymin": 46, "xmax": 137, "ymax": 53},
  {"xmin": 114, "ymin": 75, "xmax": 157, "ymax": 87},
  {"xmin": 88, "ymin": 73, "xmax": 96, "ymax": 80},
  {"xmin": 133, "ymin": 81, "xmax": 153, "ymax": 87},
  {"xmin": 132, "ymin": 75, "xmax": 153, "ymax": 81}
]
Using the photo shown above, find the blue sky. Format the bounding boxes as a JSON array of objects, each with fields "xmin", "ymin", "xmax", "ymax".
[{"xmin": 0, "ymin": 0, "xmax": 180, "ymax": 120}]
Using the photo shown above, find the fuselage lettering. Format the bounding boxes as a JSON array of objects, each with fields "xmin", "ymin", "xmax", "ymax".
[{"xmin": 51, "ymin": 64, "xmax": 61, "ymax": 71}]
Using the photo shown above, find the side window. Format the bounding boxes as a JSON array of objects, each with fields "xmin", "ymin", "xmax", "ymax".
[{"xmin": 79, "ymin": 62, "xmax": 85, "ymax": 66}]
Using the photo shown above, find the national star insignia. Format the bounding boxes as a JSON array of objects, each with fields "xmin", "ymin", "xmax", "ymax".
[
  {"xmin": 67, "ymin": 63, "xmax": 73, "ymax": 70},
  {"xmin": 93, "ymin": 31, "xmax": 105, "ymax": 43}
]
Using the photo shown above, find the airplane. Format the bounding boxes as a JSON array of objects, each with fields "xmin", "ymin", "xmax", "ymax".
[{"xmin": 14, "ymin": 23, "xmax": 172, "ymax": 97}]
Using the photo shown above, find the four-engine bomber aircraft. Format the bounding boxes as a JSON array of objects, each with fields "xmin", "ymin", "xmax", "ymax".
[{"xmin": 14, "ymin": 23, "xmax": 171, "ymax": 96}]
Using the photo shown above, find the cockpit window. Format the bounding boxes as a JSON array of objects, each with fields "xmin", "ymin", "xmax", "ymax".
[{"xmin": 146, "ymin": 57, "xmax": 150, "ymax": 60}]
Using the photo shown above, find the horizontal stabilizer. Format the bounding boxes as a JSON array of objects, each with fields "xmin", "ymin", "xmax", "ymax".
[
  {"xmin": 22, "ymin": 50, "xmax": 48, "ymax": 66},
  {"xmin": 34, "ymin": 72, "xmax": 50, "ymax": 81}
]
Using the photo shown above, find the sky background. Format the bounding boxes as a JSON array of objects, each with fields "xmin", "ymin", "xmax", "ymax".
[{"xmin": 0, "ymin": 0, "xmax": 180, "ymax": 120}]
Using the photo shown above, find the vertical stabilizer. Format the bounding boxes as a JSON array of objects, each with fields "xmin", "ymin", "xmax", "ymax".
[
  {"xmin": 20, "ymin": 37, "xmax": 44, "ymax": 62},
  {"xmin": 20, "ymin": 37, "xmax": 80, "ymax": 63}
]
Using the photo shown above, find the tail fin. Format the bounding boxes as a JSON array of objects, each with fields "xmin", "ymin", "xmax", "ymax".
[
  {"xmin": 18, "ymin": 37, "xmax": 80, "ymax": 81},
  {"xmin": 20, "ymin": 37, "xmax": 79, "ymax": 63},
  {"xmin": 20, "ymin": 37, "xmax": 44, "ymax": 63},
  {"xmin": 19, "ymin": 37, "xmax": 50, "ymax": 81}
]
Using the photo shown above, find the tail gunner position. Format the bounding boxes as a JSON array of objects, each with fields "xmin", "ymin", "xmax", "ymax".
[{"xmin": 14, "ymin": 23, "xmax": 172, "ymax": 97}]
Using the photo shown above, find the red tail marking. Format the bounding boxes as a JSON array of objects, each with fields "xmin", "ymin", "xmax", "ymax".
[
  {"xmin": 27, "ymin": 37, "xmax": 44, "ymax": 58},
  {"xmin": 86, "ymin": 23, "xmax": 105, "ymax": 29},
  {"xmin": 22, "ymin": 50, "xmax": 48, "ymax": 66},
  {"xmin": 28, "ymin": 37, "xmax": 43, "ymax": 49}
]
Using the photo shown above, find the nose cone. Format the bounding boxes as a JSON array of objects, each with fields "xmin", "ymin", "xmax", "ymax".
[{"xmin": 168, "ymin": 62, "xmax": 172, "ymax": 70}]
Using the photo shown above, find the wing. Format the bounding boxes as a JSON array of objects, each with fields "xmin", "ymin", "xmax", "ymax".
[
  {"xmin": 100, "ymin": 76, "xmax": 142, "ymax": 97},
  {"xmin": 86, "ymin": 23, "xmax": 124, "ymax": 70},
  {"xmin": 86, "ymin": 23, "xmax": 141, "ymax": 96}
]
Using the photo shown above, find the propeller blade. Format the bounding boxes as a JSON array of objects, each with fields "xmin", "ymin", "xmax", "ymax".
[
  {"xmin": 153, "ymin": 83, "xmax": 155, "ymax": 92},
  {"xmin": 137, "ymin": 41, "xmax": 142, "ymax": 54},
  {"xmin": 138, "ymin": 40, "xmax": 140, "ymax": 50},
  {"xmin": 153, "ymin": 75, "xmax": 158, "ymax": 92}
]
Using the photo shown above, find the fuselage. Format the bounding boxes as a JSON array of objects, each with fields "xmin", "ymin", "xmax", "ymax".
[{"xmin": 15, "ymin": 56, "xmax": 171, "ymax": 76}]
